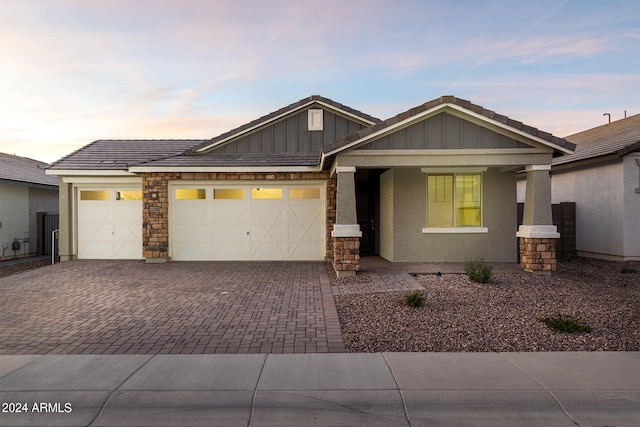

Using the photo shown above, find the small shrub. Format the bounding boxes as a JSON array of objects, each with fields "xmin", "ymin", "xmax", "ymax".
[
  {"xmin": 537, "ymin": 314, "xmax": 592, "ymax": 333},
  {"xmin": 464, "ymin": 258, "xmax": 493, "ymax": 283},
  {"xmin": 404, "ymin": 291, "xmax": 425, "ymax": 307},
  {"xmin": 620, "ymin": 266, "xmax": 638, "ymax": 274}
]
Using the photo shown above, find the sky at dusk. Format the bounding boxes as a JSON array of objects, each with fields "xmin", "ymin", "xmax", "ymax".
[{"xmin": 1, "ymin": 0, "xmax": 638, "ymax": 163}]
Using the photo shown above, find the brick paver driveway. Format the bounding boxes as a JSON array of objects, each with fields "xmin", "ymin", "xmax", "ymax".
[{"xmin": 0, "ymin": 261, "xmax": 345, "ymax": 354}]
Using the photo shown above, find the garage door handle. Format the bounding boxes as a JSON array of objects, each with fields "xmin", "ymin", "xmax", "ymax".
[{"xmin": 246, "ymin": 231, "xmax": 250, "ymax": 235}]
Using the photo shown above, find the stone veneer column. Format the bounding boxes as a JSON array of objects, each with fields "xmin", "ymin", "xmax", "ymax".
[
  {"xmin": 516, "ymin": 165, "xmax": 559, "ymax": 273},
  {"xmin": 142, "ymin": 173, "xmax": 171, "ymax": 262},
  {"xmin": 332, "ymin": 166, "xmax": 361, "ymax": 277}
]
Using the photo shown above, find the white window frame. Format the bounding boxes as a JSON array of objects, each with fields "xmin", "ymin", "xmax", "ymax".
[{"xmin": 421, "ymin": 167, "xmax": 488, "ymax": 234}]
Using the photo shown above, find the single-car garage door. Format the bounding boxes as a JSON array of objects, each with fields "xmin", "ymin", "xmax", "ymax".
[
  {"xmin": 77, "ymin": 187, "xmax": 143, "ymax": 259},
  {"xmin": 171, "ymin": 183, "xmax": 325, "ymax": 261}
]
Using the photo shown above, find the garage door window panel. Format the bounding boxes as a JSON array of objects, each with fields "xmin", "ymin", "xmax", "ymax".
[
  {"xmin": 214, "ymin": 188, "xmax": 244, "ymax": 199},
  {"xmin": 289, "ymin": 188, "xmax": 321, "ymax": 199},
  {"xmin": 176, "ymin": 188, "xmax": 206, "ymax": 200},
  {"xmin": 251, "ymin": 188, "xmax": 282, "ymax": 199},
  {"xmin": 80, "ymin": 190, "xmax": 109, "ymax": 201}
]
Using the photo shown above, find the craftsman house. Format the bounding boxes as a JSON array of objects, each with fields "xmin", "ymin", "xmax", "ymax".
[{"xmin": 47, "ymin": 96, "xmax": 575, "ymax": 275}]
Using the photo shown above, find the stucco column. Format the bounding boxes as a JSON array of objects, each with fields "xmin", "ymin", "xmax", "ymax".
[
  {"xmin": 57, "ymin": 181, "xmax": 75, "ymax": 262},
  {"xmin": 517, "ymin": 165, "xmax": 559, "ymax": 273},
  {"xmin": 332, "ymin": 166, "xmax": 361, "ymax": 277}
]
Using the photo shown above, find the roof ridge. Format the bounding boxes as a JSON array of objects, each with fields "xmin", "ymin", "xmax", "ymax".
[
  {"xmin": 0, "ymin": 152, "xmax": 49, "ymax": 166},
  {"xmin": 564, "ymin": 113, "xmax": 640, "ymax": 140}
]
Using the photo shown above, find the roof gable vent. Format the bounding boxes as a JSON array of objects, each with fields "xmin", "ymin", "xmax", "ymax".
[{"xmin": 308, "ymin": 109, "xmax": 323, "ymax": 131}]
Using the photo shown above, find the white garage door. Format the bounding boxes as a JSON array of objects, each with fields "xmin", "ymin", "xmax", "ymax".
[
  {"xmin": 77, "ymin": 187, "xmax": 143, "ymax": 259},
  {"xmin": 171, "ymin": 184, "xmax": 325, "ymax": 261}
]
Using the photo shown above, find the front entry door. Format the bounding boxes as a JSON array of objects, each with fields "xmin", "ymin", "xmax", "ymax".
[{"xmin": 356, "ymin": 170, "xmax": 380, "ymax": 255}]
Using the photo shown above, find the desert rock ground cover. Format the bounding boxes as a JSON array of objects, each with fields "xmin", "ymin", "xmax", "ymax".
[{"xmin": 334, "ymin": 258, "xmax": 639, "ymax": 352}]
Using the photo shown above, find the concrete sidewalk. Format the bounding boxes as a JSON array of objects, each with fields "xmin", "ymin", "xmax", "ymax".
[{"xmin": 0, "ymin": 352, "xmax": 637, "ymax": 427}]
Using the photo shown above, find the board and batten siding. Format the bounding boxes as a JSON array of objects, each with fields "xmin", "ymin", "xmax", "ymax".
[
  {"xmin": 221, "ymin": 108, "xmax": 366, "ymax": 154},
  {"xmin": 357, "ymin": 113, "xmax": 531, "ymax": 150}
]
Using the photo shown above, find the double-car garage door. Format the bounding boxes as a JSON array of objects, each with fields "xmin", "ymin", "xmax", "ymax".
[
  {"xmin": 171, "ymin": 183, "xmax": 325, "ymax": 261},
  {"xmin": 77, "ymin": 183, "xmax": 326, "ymax": 260}
]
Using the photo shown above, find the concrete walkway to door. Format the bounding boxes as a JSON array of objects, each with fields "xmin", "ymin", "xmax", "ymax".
[{"xmin": 0, "ymin": 260, "xmax": 345, "ymax": 355}]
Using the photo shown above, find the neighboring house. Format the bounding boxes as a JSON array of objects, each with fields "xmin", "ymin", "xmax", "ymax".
[
  {"xmin": 47, "ymin": 96, "xmax": 574, "ymax": 275},
  {"xmin": 545, "ymin": 114, "xmax": 639, "ymax": 261},
  {"xmin": 0, "ymin": 153, "xmax": 59, "ymax": 260}
]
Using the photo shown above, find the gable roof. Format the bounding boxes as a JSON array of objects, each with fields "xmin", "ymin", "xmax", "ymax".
[
  {"xmin": 0, "ymin": 152, "xmax": 58, "ymax": 187},
  {"xmin": 324, "ymin": 96, "xmax": 575, "ymax": 156},
  {"xmin": 48, "ymin": 139, "xmax": 204, "ymax": 172},
  {"xmin": 191, "ymin": 95, "xmax": 381, "ymax": 153},
  {"xmin": 553, "ymin": 113, "xmax": 640, "ymax": 167}
]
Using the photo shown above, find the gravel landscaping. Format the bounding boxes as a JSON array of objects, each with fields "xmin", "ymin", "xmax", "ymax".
[{"xmin": 335, "ymin": 258, "xmax": 640, "ymax": 352}]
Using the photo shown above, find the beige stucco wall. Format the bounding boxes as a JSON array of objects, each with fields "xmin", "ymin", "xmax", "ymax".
[
  {"xmin": 379, "ymin": 167, "xmax": 517, "ymax": 262},
  {"xmin": 57, "ymin": 181, "xmax": 75, "ymax": 261},
  {"xmin": 379, "ymin": 169, "xmax": 394, "ymax": 261},
  {"xmin": 0, "ymin": 183, "xmax": 29, "ymax": 258},
  {"xmin": 550, "ymin": 159, "xmax": 626, "ymax": 259}
]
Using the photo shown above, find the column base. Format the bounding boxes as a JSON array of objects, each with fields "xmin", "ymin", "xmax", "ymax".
[
  {"xmin": 519, "ymin": 237, "xmax": 557, "ymax": 274},
  {"xmin": 332, "ymin": 236, "xmax": 360, "ymax": 277}
]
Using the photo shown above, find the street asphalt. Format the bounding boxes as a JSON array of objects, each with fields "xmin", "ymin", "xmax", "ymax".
[{"xmin": 0, "ymin": 351, "xmax": 637, "ymax": 426}]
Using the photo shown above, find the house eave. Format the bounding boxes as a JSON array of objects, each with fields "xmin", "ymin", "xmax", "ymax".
[
  {"xmin": 45, "ymin": 169, "xmax": 137, "ymax": 177},
  {"xmin": 128, "ymin": 165, "xmax": 324, "ymax": 173}
]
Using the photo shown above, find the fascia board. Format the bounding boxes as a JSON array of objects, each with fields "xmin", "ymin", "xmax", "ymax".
[
  {"xmin": 45, "ymin": 169, "xmax": 137, "ymax": 177},
  {"xmin": 128, "ymin": 165, "xmax": 323, "ymax": 173},
  {"xmin": 196, "ymin": 100, "xmax": 377, "ymax": 153},
  {"xmin": 325, "ymin": 103, "xmax": 572, "ymax": 157},
  {"xmin": 62, "ymin": 176, "xmax": 143, "ymax": 184},
  {"xmin": 339, "ymin": 148, "xmax": 549, "ymax": 156}
]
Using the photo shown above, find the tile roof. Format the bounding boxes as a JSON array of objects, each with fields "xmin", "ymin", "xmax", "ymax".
[
  {"xmin": 135, "ymin": 152, "xmax": 321, "ymax": 168},
  {"xmin": 323, "ymin": 96, "xmax": 575, "ymax": 155},
  {"xmin": 190, "ymin": 95, "xmax": 381, "ymax": 153},
  {"xmin": 0, "ymin": 152, "xmax": 58, "ymax": 187},
  {"xmin": 553, "ymin": 113, "xmax": 640, "ymax": 166},
  {"xmin": 48, "ymin": 140, "xmax": 204, "ymax": 171}
]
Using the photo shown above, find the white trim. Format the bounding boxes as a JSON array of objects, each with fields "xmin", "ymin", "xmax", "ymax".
[
  {"xmin": 195, "ymin": 100, "xmax": 377, "ymax": 153},
  {"xmin": 63, "ymin": 176, "xmax": 142, "ymax": 184},
  {"xmin": 421, "ymin": 167, "xmax": 487, "ymax": 173},
  {"xmin": 425, "ymin": 171, "xmax": 484, "ymax": 230},
  {"xmin": 516, "ymin": 225, "xmax": 560, "ymax": 238},
  {"xmin": 336, "ymin": 166, "xmax": 356, "ymax": 173},
  {"xmin": 342, "ymin": 148, "xmax": 549, "ymax": 156},
  {"xmin": 324, "ymin": 103, "xmax": 574, "ymax": 157},
  {"xmin": 128, "ymin": 165, "xmax": 322, "ymax": 173},
  {"xmin": 422, "ymin": 227, "xmax": 488, "ymax": 234},
  {"xmin": 331, "ymin": 224, "xmax": 362, "ymax": 238},
  {"xmin": 525, "ymin": 164, "xmax": 552, "ymax": 172},
  {"xmin": 46, "ymin": 169, "xmax": 136, "ymax": 176}
]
